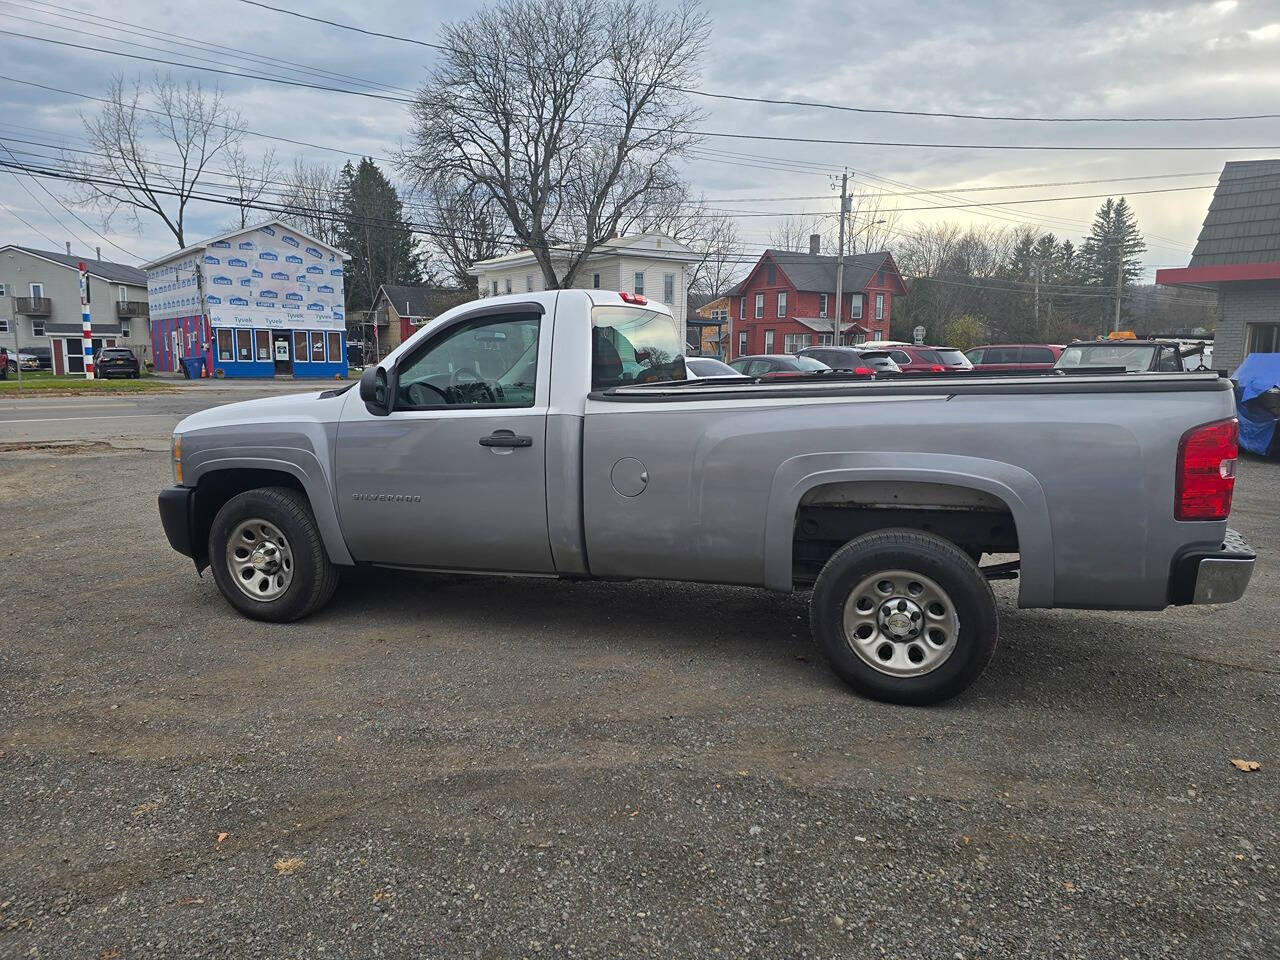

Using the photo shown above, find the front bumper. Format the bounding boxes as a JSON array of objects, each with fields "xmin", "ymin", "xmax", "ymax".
[
  {"xmin": 158, "ymin": 485, "xmax": 196, "ymax": 558},
  {"xmin": 1170, "ymin": 528, "xmax": 1256, "ymax": 605}
]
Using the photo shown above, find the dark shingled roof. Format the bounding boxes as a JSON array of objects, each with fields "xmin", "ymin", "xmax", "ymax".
[
  {"xmin": 1189, "ymin": 160, "xmax": 1280, "ymax": 267},
  {"xmin": 375, "ymin": 284, "xmax": 473, "ymax": 318},
  {"xmin": 766, "ymin": 249, "xmax": 890, "ymax": 292},
  {"xmin": 13, "ymin": 246, "xmax": 146, "ymax": 285}
]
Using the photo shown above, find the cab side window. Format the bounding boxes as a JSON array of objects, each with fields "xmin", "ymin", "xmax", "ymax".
[
  {"xmin": 1157, "ymin": 346, "xmax": 1181, "ymax": 372},
  {"xmin": 395, "ymin": 312, "xmax": 540, "ymax": 409}
]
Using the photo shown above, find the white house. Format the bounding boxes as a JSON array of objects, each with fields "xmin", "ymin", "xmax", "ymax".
[
  {"xmin": 468, "ymin": 233, "xmax": 699, "ymax": 344},
  {"xmin": 143, "ymin": 220, "xmax": 349, "ymax": 379}
]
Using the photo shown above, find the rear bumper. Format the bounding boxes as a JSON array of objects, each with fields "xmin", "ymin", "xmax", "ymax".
[
  {"xmin": 158, "ymin": 485, "xmax": 196, "ymax": 558},
  {"xmin": 1170, "ymin": 528, "xmax": 1256, "ymax": 605}
]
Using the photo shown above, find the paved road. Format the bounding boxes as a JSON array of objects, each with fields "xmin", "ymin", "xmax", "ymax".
[
  {"xmin": 0, "ymin": 381, "xmax": 323, "ymax": 449},
  {"xmin": 0, "ymin": 393, "xmax": 1276, "ymax": 959}
]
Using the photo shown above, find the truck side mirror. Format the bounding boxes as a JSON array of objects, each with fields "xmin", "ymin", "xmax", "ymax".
[{"xmin": 360, "ymin": 366, "xmax": 390, "ymax": 416}]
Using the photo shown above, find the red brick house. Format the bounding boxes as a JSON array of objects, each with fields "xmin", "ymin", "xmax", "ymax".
[{"xmin": 724, "ymin": 244, "xmax": 906, "ymax": 358}]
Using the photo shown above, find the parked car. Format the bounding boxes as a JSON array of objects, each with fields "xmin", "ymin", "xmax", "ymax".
[
  {"xmin": 1054, "ymin": 340, "xmax": 1186, "ymax": 374},
  {"xmin": 96, "ymin": 347, "xmax": 141, "ymax": 379},
  {"xmin": 685, "ymin": 356, "xmax": 740, "ymax": 379},
  {"xmin": 729, "ymin": 354, "xmax": 832, "ymax": 378},
  {"xmin": 798, "ymin": 345, "xmax": 902, "ymax": 374},
  {"xmin": 159, "ymin": 289, "xmax": 1254, "ymax": 706},
  {"xmin": 2, "ymin": 348, "xmax": 41, "ymax": 373},
  {"xmin": 966, "ymin": 344, "xmax": 1064, "ymax": 374},
  {"xmin": 864, "ymin": 343, "xmax": 973, "ymax": 374}
]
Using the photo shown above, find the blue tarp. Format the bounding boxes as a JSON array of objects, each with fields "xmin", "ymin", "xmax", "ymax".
[{"xmin": 1232, "ymin": 353, "xmax": 1280, "ymax": 456}]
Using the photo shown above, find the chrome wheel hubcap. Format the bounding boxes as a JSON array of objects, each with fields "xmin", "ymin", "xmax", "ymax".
[
  {"xmin": 843, "ymin": 569, "xmax": 959, "ymax": 677},
  {"xmin": 226, "ymin": 518, "xmax": 294, "ymax": 602}
]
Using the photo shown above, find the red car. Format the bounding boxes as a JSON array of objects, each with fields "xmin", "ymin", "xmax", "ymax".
[
  {"xmin": 965, "ymin": 344, "xmax": 1064, "ymax": 374},
  {"xmin": 866, "ymin": 343, "xmax": 973, "ymax": 374}
]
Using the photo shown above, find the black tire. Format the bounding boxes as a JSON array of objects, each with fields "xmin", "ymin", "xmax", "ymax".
[
  {"xmin": 810, "ymin": 528, "xmax": 998, "ymax": 706},
  {"xmin": 208, "ymin": 486, "xmax": 339, "ymax": 622}
]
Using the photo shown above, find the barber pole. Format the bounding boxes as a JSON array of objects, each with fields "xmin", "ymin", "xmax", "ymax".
[{"xmin": 78, "ymin": 261, "xmax": 93, "ymax": 380}]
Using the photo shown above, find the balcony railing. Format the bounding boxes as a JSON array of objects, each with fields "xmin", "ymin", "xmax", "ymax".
[
  {"xmin": 15, "ymin": 296, "xmax": 51, "ymax": 316},
  {"xmin": 116, "ymin": 300, "xmax": 150, "ymax": 318}
]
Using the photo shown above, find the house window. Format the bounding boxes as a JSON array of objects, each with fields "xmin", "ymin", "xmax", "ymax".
[
  {"xmin": 763, "ymin": 329, "xmax": 775, "ymax": 353},
  {"xmin": 121, "ymin": 321, "xmax": 131, "ymax": 338},
  {"xmin": 504, "ymin": 278, "xmax": 512, "ymax": 294},
  {"xmin": 327, "ymin": 331, "xmax": 342, "ymax": 361},
  {"xmin": 850, "ymin": 296, "xmax": 863, "ymax": 319},
  {"xmin": 766, "ymin": 262, "xmax": 776, "ymax": 285},
  {"xmin": 754, "ymin": 293, "xmax": 763, "ymax": 319},
  {"xmin": 818, "ymin": 293, "xmax": 828, "ymax": 318},
  {"xmin": 737, "ymin": 331, "xmax": 747, "ymax": 357},
  {"xmin": 118, "ymin": 285, "xmax": 128, "ymax": 303},
  {"xmin": 875, "ymin": 293, "xmax": 885, "ymax": 320},
  {"xmin": 817, "ymin": 333, "xmax": 834, "ymax": 346},
  {"xmin": 526, "ymin": 275, "xmax": 533, "ymax": 292},
  {"xmin": 739, "ymin": 296, "xmax": 746, "ymax": 320},
  {"xmin": 491, "ymin": 280, "xmax": 498, "ymax": 296},
  {"xmin": 0, "ymin": 318, "xmax": 7, "ymax": 333},
  {"xmin": 633, "ymin": 272, "xmax": 645, "ymax": 296},
  {"xmin": 217, "ymin": 328, "xmax": 233, "ymax": 360},
  {"xmin": 663, "ymin": 273, "xmax": 675, "ymax": 304},
  {"xmin": 293, "ymin": 330, "xmax": 309, "ymax": 361},
  {"xmin": 255, "ymin": 330, "xmax": 270, "ymax": 361},
  {"xmin": 783, "ymin": 333, "xmax": 811, "ymax": 354},
  {"xmin": 777, "ymin": 291, "xmax": 787, "ymax": 318},
  {"xmin": 236, "ymin": 328, "xmax": 252, "ymax": 361},
  {"xmin": 32, "ymin": 319, "xmax": 45, "ymax": 337},
  {"xmin": 593, "ymin": 273, "xmax": 601, "ymax": 289},
  {"xmin": 311, "ymin": 332, "xmax": 326, "ymax": 362},
  {"xmin": 29, "ymin": 282, "xmax": 43, "ymax": 299},
  {"xmin": 0, "ymin": 282, "xmax": 6, "ymax": 296},
  {"xmin": 1248, "ymin": 324, "xmax": 1280, "ymax": 354}
]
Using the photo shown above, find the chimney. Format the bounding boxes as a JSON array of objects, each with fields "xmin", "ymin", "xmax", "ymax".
[
  {"xmin": 95, "ymin": 246, "xmax": 101, "ymax": 261},
  {"xmin": 808, "ymin": 234, "xmax": 821, "ymax": 256},
  {"xmin": 65, "ymin": 241, "xmax": 71, "ymax": 255}
]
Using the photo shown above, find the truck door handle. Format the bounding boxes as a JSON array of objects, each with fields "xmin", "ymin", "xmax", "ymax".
[{"xmin": 479, "ymin": 430, "xmax": 533, "ymax": 448}]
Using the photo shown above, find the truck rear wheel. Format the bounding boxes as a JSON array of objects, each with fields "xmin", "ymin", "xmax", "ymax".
[
  {"xmin": 810, "ymin": 529, "xmax": 997, "ymax": 705},
  {"xmin": 208, "ymin": 486, "xmax": 339, "ymax": 622}
]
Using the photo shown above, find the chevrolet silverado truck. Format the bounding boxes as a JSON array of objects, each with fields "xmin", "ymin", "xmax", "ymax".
[{"xmin": 159, "ymin": 290, "xmax": 1255, "ymax": 705}]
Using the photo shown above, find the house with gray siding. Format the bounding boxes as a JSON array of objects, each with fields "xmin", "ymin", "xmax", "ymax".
[
  {"xmin": 1156, "ymin": 160, "xmax": 1280, "ymax": 373},
  {"xmin": 0, "ymin": 245, "xmax": 150, "ymax": 373}
]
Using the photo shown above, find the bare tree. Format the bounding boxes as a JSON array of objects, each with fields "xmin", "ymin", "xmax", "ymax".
[
  {"xmin": 401, "ymin": 0, "xmax": 711, "ymax": 289},
  {"xmin": 414, "ymin": 173, "xmax": 506, "ymax": 291},
  {"xmin": 68, "ymin": 74, "xmax": 244, "ymax": 247},
  {"xmin": 768, "ymin": 215, "xmax": 833, "ymax": 252},
  {"xmin": 225, "ymin": 146, "xmax": 278, "ymax": 229},
  {"xmin": 280, "ymin": 158, "xmax": 341, "ymax": 246},
  {"xmin": 846, "ymin": 187, "xmax": 900, "ymax": 255}
]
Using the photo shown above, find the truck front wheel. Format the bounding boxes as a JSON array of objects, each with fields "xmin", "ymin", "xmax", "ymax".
[
  {"xmin": 208, "ymin": 486, "xmax": 339, "ymax": 622},
  {"xmin": 810, "ymin": 529, "xmax": 998, "ymax": 705}
]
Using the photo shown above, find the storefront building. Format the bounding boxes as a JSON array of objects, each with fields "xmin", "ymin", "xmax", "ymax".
[{"xmin": 144, "ymin": 220, "xmax": 349, "ymax": 379}]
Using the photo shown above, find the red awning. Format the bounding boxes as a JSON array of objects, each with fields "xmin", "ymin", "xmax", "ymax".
[{"xmin": 1155, "ymin": 262, "xmax": 1280, "ymax": 287}]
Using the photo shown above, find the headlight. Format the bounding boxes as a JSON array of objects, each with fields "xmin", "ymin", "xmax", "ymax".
[{"xmin": 172, "ymin": 433, "xmax": 183, "ymax": 486}]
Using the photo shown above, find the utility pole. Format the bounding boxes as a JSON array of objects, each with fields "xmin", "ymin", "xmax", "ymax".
[
  {"xmin": 833, "ymin": 171, "xmax": 848, "ymax": 346},
  {"xmin": 8, "ymin": 292, "xmax": 22, "ymax": 393},
  {"xmin": 1113, "ymin": 254, "xmax": 1123, "ymax": 333}
]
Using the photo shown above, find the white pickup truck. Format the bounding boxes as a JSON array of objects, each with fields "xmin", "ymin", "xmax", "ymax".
[{"xmin": 159, "ymin": 290, "xmax": 1254, "ymax": 705}]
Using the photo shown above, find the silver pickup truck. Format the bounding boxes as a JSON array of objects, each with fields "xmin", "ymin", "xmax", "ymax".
[{"xmin": 159, "ymin": 290, "xmax": 1255, "ymax": 704}]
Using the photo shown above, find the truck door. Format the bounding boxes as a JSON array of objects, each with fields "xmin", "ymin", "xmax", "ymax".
[{"xmin": 334, "ymin": 305, "xmax": 554, "ymax": 573}]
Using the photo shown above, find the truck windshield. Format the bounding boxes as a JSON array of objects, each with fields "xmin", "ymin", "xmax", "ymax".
[
  {"xmin": 1056, "ymin": 343, "xmax": 1156, "ymax": 373},
  {"xmin": 591, "ymin": 305, "xmax": 686, "ymax": 389}
]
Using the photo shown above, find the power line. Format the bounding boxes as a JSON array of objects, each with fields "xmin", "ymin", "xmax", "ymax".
[
  {"xmin": 235, "ymin": 0, "xmax": 1280, "ymax": 125},
  {"xmin": 0, "ymin": 196, "xmax": 60, "ymax": 247},
  {"xmin": 7, "ymin": 28, "xmax": 1280, "ymax": 152}
]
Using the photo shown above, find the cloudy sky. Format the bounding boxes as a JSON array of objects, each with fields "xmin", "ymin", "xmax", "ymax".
[{"xmin": 1, "ymin": 0, "xmax": 1278, "ymax": 276}]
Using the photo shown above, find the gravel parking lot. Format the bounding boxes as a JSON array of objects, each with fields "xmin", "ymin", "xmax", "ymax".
[{"xmin": 1, "ymin": 390, "xmax": 1277, "ymax": 959}]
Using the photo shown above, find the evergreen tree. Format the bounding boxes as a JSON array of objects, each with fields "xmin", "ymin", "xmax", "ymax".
[
  {"xmin": 1079, "ymin": 197, "xmax": 1146, "ymax": 331},
  {"xmin": 336, "ymin": 158, "xmax": 423, "ymax": 311}
]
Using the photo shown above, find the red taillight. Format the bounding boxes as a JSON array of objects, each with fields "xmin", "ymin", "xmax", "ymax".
[
  {"xmin": 854, "ymin": 366, "xmax": 874, "ymax": 375},
  {"xmin": 930, "ymin": 364, "xmax": 945, "ymax": 373},
  {"xmin": 1176, "ymin": 418, "xmax": 1238, "ymax": 521},
  {"xmin": 619, "ymin": 291, "xmax": 648, "ymax": 305}
]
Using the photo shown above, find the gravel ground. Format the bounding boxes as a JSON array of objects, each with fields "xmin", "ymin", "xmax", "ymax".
[{"xmin": 0, "ymin": 441, "xmax": 1276, "ymax": 959}]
